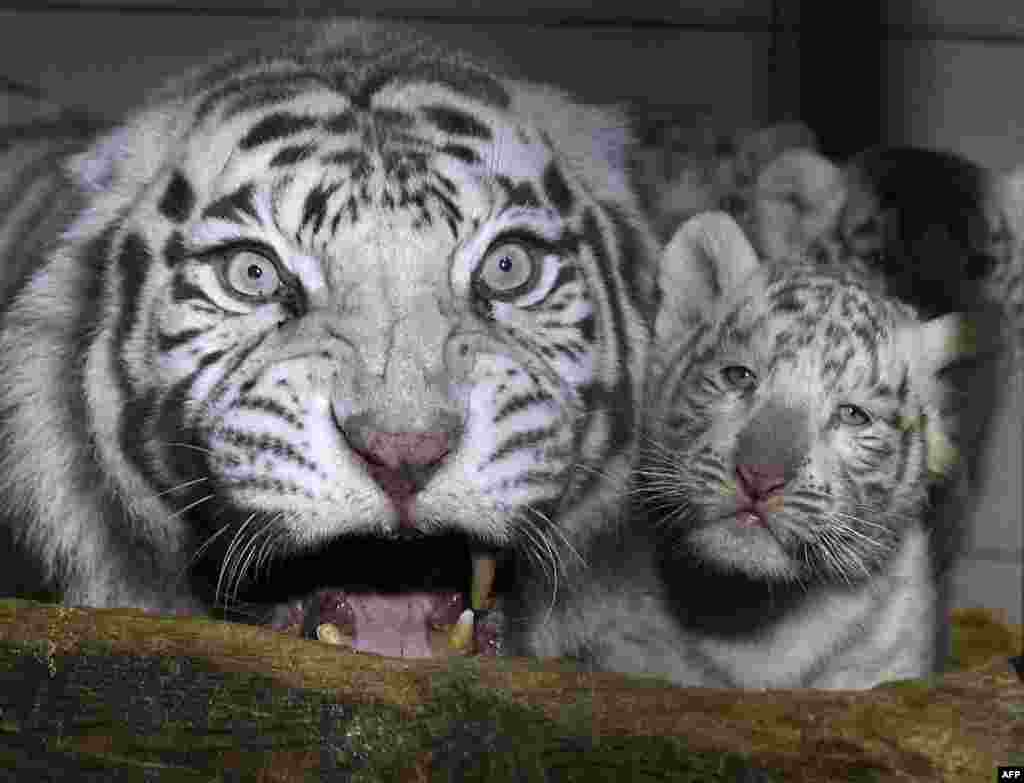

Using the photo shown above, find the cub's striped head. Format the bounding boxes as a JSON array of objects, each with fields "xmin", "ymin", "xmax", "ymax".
[
  {"xmin": 0, "ymin": 21, "xmax": 657, "ymax": 653},
  {"xmin": 644, "ymin": 213, "xmax": 969, "ymax": 585}
]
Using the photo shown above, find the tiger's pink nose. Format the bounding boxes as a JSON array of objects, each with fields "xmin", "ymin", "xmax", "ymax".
[
  {"xmin": 735, "ymin": 463, "xmax": 787, "ymax": 499},
  {"xmin": 345, "ymin": 429, "xmax": 451, "ymax": 516},
  {"xmin": 358, "ymin": 431, "xmax": 451, "ymax": 472}
]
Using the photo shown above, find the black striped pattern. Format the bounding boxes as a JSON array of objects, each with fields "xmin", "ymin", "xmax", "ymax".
[{"xmin": 0, "ymin": 22, "xmax": 659, "ymax": 612}]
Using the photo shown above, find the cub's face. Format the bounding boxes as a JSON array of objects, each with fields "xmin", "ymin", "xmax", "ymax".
[{"xmin": 647, "ymin": 213, "xmax": 964, "ymax": 585}]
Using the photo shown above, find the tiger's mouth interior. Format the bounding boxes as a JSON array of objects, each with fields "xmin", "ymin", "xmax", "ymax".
[{"xmin": 205, "ymin": 534, "xmax": 507, "ymax": 660}]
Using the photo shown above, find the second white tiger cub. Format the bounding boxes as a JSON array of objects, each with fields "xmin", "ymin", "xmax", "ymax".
[{"xmin": 525, "ymin": 212, "xmax": 971, "ymax": 689}]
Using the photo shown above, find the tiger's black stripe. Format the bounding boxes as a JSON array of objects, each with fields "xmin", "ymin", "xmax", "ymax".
[
  {"xmin": 323, "ymin": 112, "xmax": 358, "ymax": 135},
  {"xmin": 486, "ymin": 426, "xmax": 561, "ymax": 466},
  {"xmin": 578, "ymin": 209, "xmax": 634, "ymax": 455},
  {"xmin": 157, "ymin": 327, "xmax": 211, "ymax": 353},
  {"xmin": 158, "ymin": 171, "xmax": 196, "ymax": 224},
  {"xmin": 209, "ymin": 427, "xmax": 319, "ymax": 472},
  {"xmin": 199, "ymin": 69, "xmax": 327, "ymax": 120},
  {"xmin": 113, "ymin": 233, "xmax": 154, "ymax": 395},
  {"xmin": 543, "ymin": 162, "xmax": 574, "ymax": 216},
  {"xmin": 240, "ymin": 113, "xmax": 319, "ymax": 151},
  {"xmin": 421, "ymin": 105, "xmax": 492, "ymax": 140},
  {"xmin": 493, "ymin": 390, "xmax": 555, "ymax": 424},
  {"xmin": 348, "ymin": 58, "xmax": 510, "ymax": 111},
  {"xmin": 440, "ymin": 144, "xmax": 482, "ymax": 166},
  {"xmin": 270, "ymin": 144, "xmax": 317, "ymax": 168},
  {"xmin": 202, "ymin": 184, "xmax": 259, "ymax": 223}
]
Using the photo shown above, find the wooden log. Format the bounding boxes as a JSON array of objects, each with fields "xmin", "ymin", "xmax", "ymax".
[{"xmin": 0, "ymin": 599, "xmax": 1020, "ymax": 782}]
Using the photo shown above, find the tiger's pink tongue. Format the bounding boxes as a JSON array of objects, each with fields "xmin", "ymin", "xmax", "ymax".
[{"xmin": 347, "ymin": 592, "xmax": 437, "ymax": 658}]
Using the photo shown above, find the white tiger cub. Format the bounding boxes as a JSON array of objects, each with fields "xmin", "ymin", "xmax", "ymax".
[{"xmin": 524, "ymin": 212, "xmax": 972, "ymax": 689}]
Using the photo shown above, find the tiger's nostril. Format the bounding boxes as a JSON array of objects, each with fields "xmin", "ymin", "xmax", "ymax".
[
  {"xmin": 735, "ymin": 463, "xmax": 787, "ymax": 499},
  {"xmin": 360, "ymin": 431, "xmax": 451, "ymax": 472},
  {"xmin": 344, "ymin": 428, "xmax": 451, "ymax": 506}
]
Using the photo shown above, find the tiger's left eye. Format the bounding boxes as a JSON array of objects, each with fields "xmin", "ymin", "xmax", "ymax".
[
  {"xmin": 475, "ymin": 242, "xmax": 538, "ymax": 299},
  {"xmin": 223, "ymin": 248, "xmax": 283, "ymax": 300},
  {"xmin": 837, "ymin": 404, "xmax": 871, "ymax": 426},
  {"xmin": 721, "ymin": 365, "xmax": 757, "ymax": 391}
]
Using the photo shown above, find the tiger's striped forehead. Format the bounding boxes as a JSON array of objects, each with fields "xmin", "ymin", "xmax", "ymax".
[
  {"xmin": 709, "ymin": 266, "xmax": 912, "ymax": 395},
  {"xmin": 168, "ymin": 53, "xmax": 566, "ymax": 248}
]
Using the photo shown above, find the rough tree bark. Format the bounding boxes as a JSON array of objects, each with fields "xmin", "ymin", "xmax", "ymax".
[{"xmin": 0, "ymin": 599, "xmax": 1019, "ymax": 782}]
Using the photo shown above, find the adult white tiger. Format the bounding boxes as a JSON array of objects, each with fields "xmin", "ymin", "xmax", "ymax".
[{"xmin": 0, "ymin": 20, "xmax": 658, "ymax": 658}]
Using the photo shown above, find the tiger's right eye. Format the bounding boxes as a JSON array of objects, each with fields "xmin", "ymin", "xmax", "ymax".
[
  {"xmin": 222, "ymin": 247, "xmax": 284, "ymax": 300},
  {"xmin": 721, "ymin": 365, "xmax": 757, "ymax": 390},
  {"xmin": 474, "ymin": 241, "xmax": 539, "ymax": 300}
]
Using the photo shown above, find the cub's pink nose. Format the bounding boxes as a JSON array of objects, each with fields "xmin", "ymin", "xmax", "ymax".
[{"xmin": 735, "ymin": 463, "xmax": 787, "ymax": 499}]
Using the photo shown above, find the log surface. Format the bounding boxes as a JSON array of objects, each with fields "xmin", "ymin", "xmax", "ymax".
[{"xmin": 0, "ymin": 599, "xmax": 1020, "ymax": 782}]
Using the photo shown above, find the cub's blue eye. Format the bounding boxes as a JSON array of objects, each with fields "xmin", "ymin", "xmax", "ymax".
[
  {"xmin": 721, "ymin": 365, "xmax": 757, "ymax": 390},
  {"xmin": 837, "ymin": 403, "xmax": 871, "ymax": 427},
  {"xmin": 223, "ymin": 248, "xmax": 283, "ymax": 300}
]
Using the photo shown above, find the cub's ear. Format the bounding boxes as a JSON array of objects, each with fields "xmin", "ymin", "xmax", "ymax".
[{"xmin": 654, "ymin": 211, "xmax": 760, "ymax": 350}]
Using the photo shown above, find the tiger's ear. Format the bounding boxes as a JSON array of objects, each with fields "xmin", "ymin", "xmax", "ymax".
[
  {"xmin": 654, "ymin": 211, "xmax": 760, "ymax": 350},
  {"xmin": 67, "ymin": 125, "xmax": 133, "ymax": 193},
  {"xmin": 67, "ymin": 105, "xmax": 185, "ymax": 196}
]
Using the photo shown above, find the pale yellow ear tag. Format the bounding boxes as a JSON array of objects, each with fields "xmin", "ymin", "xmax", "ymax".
[
  {"xmin": 948, "ymin": 317, "xmax": 978, "ymax": 358},
  {"xmin": 925, "ymin": 421, "xmax": 961, "ymax": 479}
]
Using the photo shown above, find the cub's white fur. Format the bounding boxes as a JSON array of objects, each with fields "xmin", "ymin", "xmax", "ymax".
[{"xmin": 525, "ymin": 213, "xmax": 970, "ymax": 689}]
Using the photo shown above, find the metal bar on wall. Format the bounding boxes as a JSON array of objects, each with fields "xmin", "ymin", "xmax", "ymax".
[
  {"xmin": 762, "ymin": 0, "xmax": 801, "ymax": 125},
  {"xmin": 796, "ymin": 0, "xmax": 883, "ymax": 160}
]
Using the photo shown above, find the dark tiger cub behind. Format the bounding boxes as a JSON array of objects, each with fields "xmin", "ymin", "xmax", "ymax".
[
  {"xmin": 526, "ymin": 212, "xmax": 975, "ymax": 688},
  {"xmin": 0, "ymin": 20, "xmax": 659, "ymax": 659}
]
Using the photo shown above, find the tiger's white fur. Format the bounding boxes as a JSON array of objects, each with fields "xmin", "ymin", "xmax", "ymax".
[{"xmin": 0, "ymin": 21, "xmax": 659, "ymax": 636}]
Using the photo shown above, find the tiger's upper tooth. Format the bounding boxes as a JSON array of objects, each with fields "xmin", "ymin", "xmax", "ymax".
[{"xmin": 470, "ymin": 551, "xmax": 497, "ymax": 611}]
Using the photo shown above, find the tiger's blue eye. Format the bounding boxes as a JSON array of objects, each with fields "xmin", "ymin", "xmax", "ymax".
[
  {"xmin": 223, "ymin": 248, "xmax": 283, "ymax": 300},
  {"xmin": 721, "ymin": 365, "xmax": 757, "ymax": 390},
  {"xmin": 837, "ymin": 403, "xmax": 871, "ymax": 426},
  {"xmin": 475, "ymin": 242, "xmax": 538, "ymax": 299}
]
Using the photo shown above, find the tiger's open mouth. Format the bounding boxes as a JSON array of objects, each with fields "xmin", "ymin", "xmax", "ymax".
[{"xmin": 206, "ymin": 534, "xmax": 508, "ymax": 660}]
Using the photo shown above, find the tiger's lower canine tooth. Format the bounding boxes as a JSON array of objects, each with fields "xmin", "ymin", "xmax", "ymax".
[
  {"xmin": 316, "ymin": 622, "xmax": 351, "ymax": 647},
  {"xmin": 448, "ymin": 609, "xmax": 474, "ymax": 652},
  {"xmin": 471, "ymin": 552, "xmax": 497, "ymax": 611}
]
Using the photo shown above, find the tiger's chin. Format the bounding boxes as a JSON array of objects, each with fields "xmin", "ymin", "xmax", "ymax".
[{"xmin": 678, "ymin": 499, "xmax": 900, "ymax": 588}]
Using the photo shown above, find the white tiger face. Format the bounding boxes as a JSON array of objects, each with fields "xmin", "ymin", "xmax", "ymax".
[
  {"xmin": 134, "ymin": 103, "xmax": 595, "ymax": 549},
  {"xmin": 0, "ymin": 23, "xmax": 657, "ymax": 654},
  {"xmin": 646, "ymin": 213, "xmax": 966, "ymax": 584}
]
